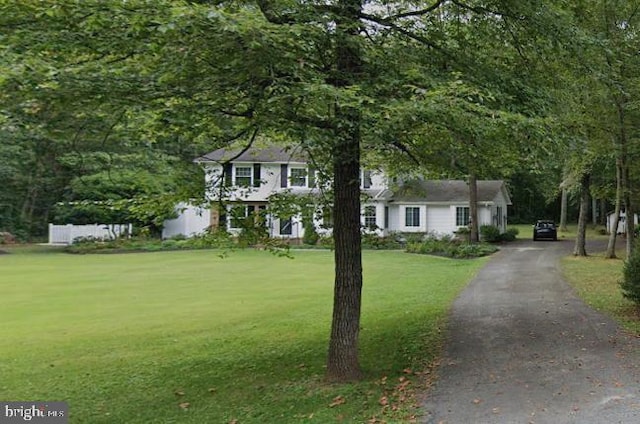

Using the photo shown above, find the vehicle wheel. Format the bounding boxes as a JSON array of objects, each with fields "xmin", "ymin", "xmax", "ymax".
[
  {"xmin": 533, "ymin": 236, "xmax": 538, "ymax": 241},
  {"xmin": 553, "ymin": 236, "xmax": 557, "ymax": 241}
]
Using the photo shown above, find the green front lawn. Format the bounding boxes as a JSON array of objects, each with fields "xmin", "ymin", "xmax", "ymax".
[
  {"xmin": 0, "ymin": 248, "xmax": 487, "ymax": 423},
  {"xmin": 562, "ymin": 253, "xmax": 640, "ymax": 334}
]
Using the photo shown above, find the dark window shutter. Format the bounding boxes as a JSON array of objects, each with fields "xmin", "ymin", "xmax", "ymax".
[
  {"xmin": 253, "ymin": 163, "xmax": 261, "ymax": 187},
  {"xmin": 384, "ymin": 206, "xmax": 389, "ymax": 229},
  {"xmin": 280, "ymin": 164, "xmax": 288, "ymax": 188},
  {"xmin": 223, "ymin": 163, "xmax": 232, "ymax": 186},
  {"xmin": 308, "ymin": 166, "xmax": 315, "ymax": 188}
]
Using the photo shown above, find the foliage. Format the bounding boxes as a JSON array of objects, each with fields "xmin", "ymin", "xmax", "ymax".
[
  {"xmin": 480, "ymin": 225, "xmax": 501, "ymax": 243},
  {"xmin": 65, "ymin": 230, "xmax": 235, "ymax": 254},
  {"xmin": 53, "ymin": 194, "xmax": 179, "ymax": 235},
  {"xmin": 501, "ymin": 227, "xmax": 520, "ymax": 242},
  {"xmin": 406, "ymin": 235, "xmax": 498, "ymax": 259},
  {"xmin": 621, "ymin": 242, "xmax": 640, "ymax": 307},
  {"xmin": 361, "ymin": 233, "xmax": 404, "ymax": 250},
  {"xmin": 302, "ymin": 213, "xmax": 320, "ymax": 246}
]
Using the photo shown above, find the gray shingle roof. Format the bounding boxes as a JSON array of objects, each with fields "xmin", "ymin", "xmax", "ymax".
[
  {"xmin": 389, "ymin": 180, "xmax": 511, "ymax": 204},
  {"xmin": 195, "ymin": 145, "xmax": 307, "ymax": 163}
]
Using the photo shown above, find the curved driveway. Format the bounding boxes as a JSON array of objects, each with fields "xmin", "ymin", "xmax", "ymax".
[{"xmin": 423, "ymin": 238, "xmax": 640, "ymax": 424}]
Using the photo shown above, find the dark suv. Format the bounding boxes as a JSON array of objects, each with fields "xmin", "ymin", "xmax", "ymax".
[{"xmin": 533, "ymin": 220, "xmax": 557, "ymax": 241}]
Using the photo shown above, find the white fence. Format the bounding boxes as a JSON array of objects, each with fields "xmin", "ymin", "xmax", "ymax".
[{"xmin": 48, "ymin": 223, "xmax": 132, "ymax": 245}]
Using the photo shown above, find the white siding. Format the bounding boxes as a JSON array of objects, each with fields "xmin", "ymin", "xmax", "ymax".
[
  {"xmin": 478, "ymin": 205, "xmax": 493, "ymax": 227},
  {"xmin": 387, "ymin": 205, "xmax": 401, "ymax": 233},
  {"xmin": 162, "ymin": 204, "xmax": 210, "ymax": 239},
  {"xmin": 427, "ymin": 206, "xmax": 453, "ymax": 236}
]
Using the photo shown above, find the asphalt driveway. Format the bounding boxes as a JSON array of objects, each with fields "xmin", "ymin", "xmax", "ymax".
[{"xmin": 422, "ymin": 238, "xmax": 640, "ymax": 424}]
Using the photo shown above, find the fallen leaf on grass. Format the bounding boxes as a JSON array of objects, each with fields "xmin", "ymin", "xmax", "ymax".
[
  {"xmin": 472, "ymin": 399, "xmax": 482, "ymax": 405},
  {"xmin": 229, "ymin": 419, "xmax": 238, "ymax": 424},
  {"xmin": 379, "ymin": 396, "xmax": 389, "ymax": 406},
  {"xmin": 178, "ymin": 402, "xmax": 190, "ymax": 410},
  {"xmin": 208, "ymin": 388, "xmax": 217, "ymax": 394},
  {"xmin": 174, "ymin": 390, "xmax": 185, "ymax": 397},
  {"xmin": 329, "ymin": 395, "xmax": 346, "ymax": 408}
]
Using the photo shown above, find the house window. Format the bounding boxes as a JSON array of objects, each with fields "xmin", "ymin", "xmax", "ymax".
[
  {"xmin": 289, "ymin": 168, "xmax": 307, "ymax": 187},
  {"xmin": 280, "ymin": 217, "xmax": 293, "ymax": 235},
  {"xmin": 361, "ymin": 170, "xmax": 372, "ymax": 189},
  {"xmin": 405, "ymin": 207, "xmax": 420, "ymax": 227},
  {"xmin": 234, "ymin": 166, "xmax": 252, "ymax": 187},
  {"xmin": 456, "ymin": 207, "xmax": 470, "ymax": 226},
  {"xmin": 364, "ymin": 206, "xmax": 377, "ymax": 229}
]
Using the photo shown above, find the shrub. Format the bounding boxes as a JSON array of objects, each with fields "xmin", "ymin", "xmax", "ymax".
[
  {"xmin": 454, "ymin": 227, "xmax": 470, "ymax": 241},
  {"xmin": 405, "ymin": 235, "xmax": 498, "ymax": 258},
  {"xmin": 361, "ymin": 233, "xmax": 403, "ymax": 250},
  {"xmin": 0, "ymin": 232, "xmax": 17, "ymax": 244},
  {"xmin": 302, "ymin": 223, "xmax": 320, "ymax": 246},
  {"xmin": 500, "ymin": 227, "xmax": 519, "ymax": 242},
  {"xmin": 318, "ymin": 235, "xmax": 334, "ymax": 249},
  {"xmin": 620, "ymin": 243, "xmax": 640, "ymax": 307},
  {"xmin": 480, "ymin": 225, "xmax": 501, "ymax": 242}
]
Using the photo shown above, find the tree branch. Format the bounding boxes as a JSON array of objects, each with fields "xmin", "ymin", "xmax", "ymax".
[
  {"xmin": 358, "ymin": 12, "xmax": 449, "ymax": 55},
  {"xmin": 385, "ymin": 0, "xmax": 446, "ymax": 20},
  {"xmin": 450, "ymin": 0, "xmax": 517, "ymax": 19}
]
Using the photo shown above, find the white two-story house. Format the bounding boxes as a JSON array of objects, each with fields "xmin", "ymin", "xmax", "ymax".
[{"xmin": 162, "ymin": 145, "xmax": 512, "ymax": 239}]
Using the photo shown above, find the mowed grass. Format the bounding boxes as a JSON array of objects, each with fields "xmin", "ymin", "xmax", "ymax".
[
  {"xmin": 562, "ymin": 251, "xmax": 640, "ymax": 335},
  {"xmin": 0, "ymin": 248, "xmax": 487, "ymax": 423},
  {"xmin": 510, "ymin": 223, "xmax": 610, "ymax": 242}
]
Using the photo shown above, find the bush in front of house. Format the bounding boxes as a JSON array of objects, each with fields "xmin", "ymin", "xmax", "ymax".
[
  {"xmin": 302, "ymin": 222, "xmax": 320, "ymax": 246},
  {"xmin": 361, "ymin": 232, "xmax": 404, "ymax": 250},
  {"xmin": 480, "ymin": 225, "xmax": 501, "ymax": 242},
  {"xmin": 66, "ymin": 229, "xmax": 236, "ymax": 254},
  {"xmin": 501, "ymin": 227, "xmax": 519, "ymax": 242},
  {"xmin": 406, "ymin": 234, "xmax": 498, "ymax": 258},
  {"xmin": 620, "ymin": 242, "xmax": 640, "ymax": 307}
]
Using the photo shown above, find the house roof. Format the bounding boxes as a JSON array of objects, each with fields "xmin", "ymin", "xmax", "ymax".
[
  {"xmin": 388, "ymin": 180, "xmax": 511, "ymax": 205},
  {"xmin": 195, "ymin": 145, "xmax": 307, "ymax": 164}
]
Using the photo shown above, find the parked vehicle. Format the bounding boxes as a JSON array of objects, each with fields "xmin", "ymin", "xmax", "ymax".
[{"xmin": 533, "ymin": 220, "xmax": 557, "ymax": 241}]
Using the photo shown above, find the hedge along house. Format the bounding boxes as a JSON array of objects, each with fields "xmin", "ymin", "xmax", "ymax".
[{"xmin": 162, "ymin": 145, "xmax": 512, "ymax": 239}]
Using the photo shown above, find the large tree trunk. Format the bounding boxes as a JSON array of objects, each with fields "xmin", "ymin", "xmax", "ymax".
[
  {"xmin": 624, "ymin": 165, "xmax": 634, "ymax": 257},
  {"xmin": 573, "ymin": 172, "xmax": 590, "ymax": 257},
  {"xmin": 559, "ymin": 186, "xmax": 568, "ymax": 232},
  {"xmin": 326, "ymin": 0, "xmax": 364, "ymax": 382},
  {"xmin": 469, "ymin": 173, "xmax": 479, "ymax": 243},
  {"xmin": 606, "ymin": 158, "xmax": 623, "ymax": 258},
  {"xmin": 599, "ymin": 198, "xmax": 607, "ymax": 226}
]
